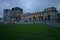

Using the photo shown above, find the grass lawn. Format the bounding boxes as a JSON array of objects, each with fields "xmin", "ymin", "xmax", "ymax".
[{"xmin": 0, "ymin": 24, "xmax": 60, "ymax": 40}]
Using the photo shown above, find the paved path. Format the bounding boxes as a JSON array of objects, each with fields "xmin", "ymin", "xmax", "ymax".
[
  {"xmin": 16, "ymin": 21, "xmax": 60, "ymax": 27},
  {"xmin": 46, "ymin": 21, "xmax": 60, "ymax": 27}
]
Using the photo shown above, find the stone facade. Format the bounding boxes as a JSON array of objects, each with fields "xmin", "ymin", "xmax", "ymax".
[
  {"xmin": 57, "ymin": 13, "xmax": 60, "ymax": 22},
  {"xmin": 0, "ymin": 18, "xmax": 4, "ymax": 24},
  {"xmin": 11, "ymin": 7, "xmax": 23, "ymax": 22},
  {"xmin": 3, "ymin": 9, "xmax": 11, "ymax": 23},
  {"xmin": 3, "ymin": 7, "xmax": 58, "ymax": 24},
  {"xmin": 3, "ymin": 7, "xmax": 23, "ymax": 23},
  {"xmin": 22, "ymin": 7, "xmax": 58, "ymax": 22}
]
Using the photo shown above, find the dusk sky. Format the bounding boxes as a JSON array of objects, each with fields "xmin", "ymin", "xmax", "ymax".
[{"xmin": 0, "ymin": 0, "xmax": 60, "ymax": 17}]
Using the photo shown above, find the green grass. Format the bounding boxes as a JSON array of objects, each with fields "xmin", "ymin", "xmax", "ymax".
[{"xmin": 0, "ymin": 24, "xmax": 60, "ymax": 40}]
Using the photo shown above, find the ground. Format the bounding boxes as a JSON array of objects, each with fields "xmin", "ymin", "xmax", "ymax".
[{"xmin": 0, "ymin": 24, "xmax": 60, "ymax": 40}]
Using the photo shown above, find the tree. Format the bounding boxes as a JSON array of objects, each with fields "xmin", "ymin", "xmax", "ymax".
[
  {"xmin": 45, "ymin": 17, "xmax": 47, "ymax": 24},
  {"xmin": 33, "ymin": 16, "xmax": 36, "ymax": 21},
  {"xmin": 29, "ymin": 18, "xmax": 32, "ymax": 21},
  {"xmin": 48, "ymin": 15, "xmax": 51, "ymax": 21},
  {"xmin": 41, "ymin": 16, "xmax": 43, "ymax": 21},
  {"xmin": 38, "ymin": 16, "xmax": 41, "ymax": 21}
]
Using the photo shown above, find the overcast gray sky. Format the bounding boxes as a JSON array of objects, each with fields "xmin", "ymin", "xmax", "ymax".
[{"xmin": 0, "ymin": 0, "xmax": 60, "ymax": 17}]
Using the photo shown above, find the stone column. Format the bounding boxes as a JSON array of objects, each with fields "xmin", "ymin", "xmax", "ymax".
[{"xmin": 36, "ymin": 14, "xmax": 39, "ymax": 21}]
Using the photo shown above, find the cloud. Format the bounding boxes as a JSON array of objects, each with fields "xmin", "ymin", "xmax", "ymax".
[{"xmin": 0, "ymin": 0, "xmax": 60, "ymax": 17}]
